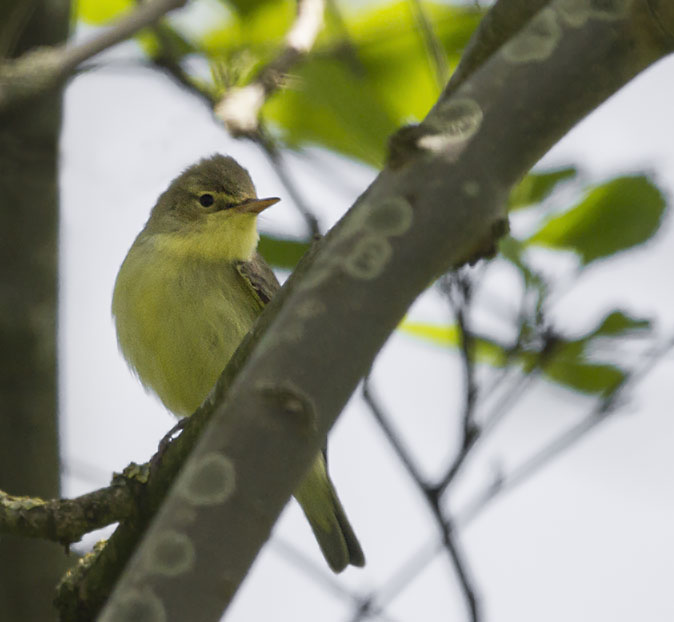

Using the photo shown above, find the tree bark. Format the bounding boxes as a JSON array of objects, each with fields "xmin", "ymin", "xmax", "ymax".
[{"xmin": 0, "ymin": 1, "xmax": 70, "ymax": 619}]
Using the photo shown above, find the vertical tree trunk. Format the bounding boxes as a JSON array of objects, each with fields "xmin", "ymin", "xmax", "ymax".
[{"xmin": 0, "ymin": 1, "xmax": 70, "ymax": 618}]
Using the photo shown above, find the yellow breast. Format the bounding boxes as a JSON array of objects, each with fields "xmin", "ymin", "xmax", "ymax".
[{"xmin": 112, "ymin": 235, "xmax": 262, "ymax": 416}]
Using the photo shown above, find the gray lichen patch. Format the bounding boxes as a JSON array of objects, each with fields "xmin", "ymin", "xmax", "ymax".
[
  {"xmin": 502, "ymin": 9, "xmax": 561, "ymax": 63},
  {"xmin": 343, "ymin": 235, "xmax": 393, "ymax": 280},
  {"xmin": 419, "ymin": 98, "xmax": 483, "ymax": 155},
  {"xmin": 558, "ymin": 0, "xmax": 632, "ymax": 26},
  {"xmin": 462, "ymin": 180, "xmax": 480, "ymax": 198},
  {"xmin": 99, "ymin": 587, "xmax": 166, "ymax": 622},
  {"xmin": 363, "ymin": 198, "xmax": 414, "ymax": 236},
  {"xmin": 294, "ymin": 298, "xmax": 327, "ymax": 319},
  {"xmin": 177, "ymin": 453, "xmax": 236, "ymax": 506},
  {"xmin": 146, "ymin": 530, "xmax": 196, "ymax": 577}
]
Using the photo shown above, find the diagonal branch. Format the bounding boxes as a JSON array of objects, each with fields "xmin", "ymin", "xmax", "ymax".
[
  {"xmin": 0, "ymin": 0, "xmax": 187, "ymax": 113},
  {"xmin": 362, "ymin": 378, "xmax": 481, "ymax": 621}
]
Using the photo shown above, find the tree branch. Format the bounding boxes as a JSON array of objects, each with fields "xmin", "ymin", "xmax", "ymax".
[
  {"xmin": 0, "ymin": 480, "xmax": 136, "ymax": 544},
  {"xmin": 83, "ymin": 3, "xmax": 674, "ymax": 621},
  {"xmin": 363, "ymin": 378, "xmax": 482, "ymax": 621},
  {"xmin": 0, "ymin": 0, "xmax": 187, "ymax": 113}
]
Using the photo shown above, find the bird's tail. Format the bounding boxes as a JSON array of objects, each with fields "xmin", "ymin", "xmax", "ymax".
[{"xmin": 294, "ymin": 453, "xmax": 365, "ymax": 573}]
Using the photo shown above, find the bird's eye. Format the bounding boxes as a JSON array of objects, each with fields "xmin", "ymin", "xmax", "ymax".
[{"xmin": 199, "ymin": 193, "xmax": 214, "ymax": 207}]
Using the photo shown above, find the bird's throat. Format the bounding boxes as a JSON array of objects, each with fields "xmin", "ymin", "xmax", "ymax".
[{"xmin": 151, "ymin": 215, "xmax": 259, "ymax": 263}]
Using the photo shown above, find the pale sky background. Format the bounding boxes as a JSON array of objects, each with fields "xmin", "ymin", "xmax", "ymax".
[{"xmin": 57, "ymin": 4, "xmax": 674, "ymax": 621}]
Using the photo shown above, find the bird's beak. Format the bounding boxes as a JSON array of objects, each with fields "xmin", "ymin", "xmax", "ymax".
[{"xmin": 233, "ymin": 197, "xmax": 281, "ymax": 214}]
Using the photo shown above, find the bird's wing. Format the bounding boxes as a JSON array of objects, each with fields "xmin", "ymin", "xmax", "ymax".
[{"xmin": 235, "ymin": 252, "xmax": 280, "ymax": 307}]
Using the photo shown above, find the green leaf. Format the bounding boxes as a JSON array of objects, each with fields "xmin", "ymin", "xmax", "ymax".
[
  {"xmin": 543, "ymin": 356, "xmax": 625, "ymax": 395},
  {"xmin": 202, "ymin": 1, "xmax": 295, "ymax": 53},
  {"xmin": 222, "ymin": 0, "xmax": 279, "ymax": 17},
  {"xmin": 398, "ymin": 320, "xmax": 508, "ymax": 366},
  {"xmin": 521, "ymin": 339, "xmax": 625, "ymax": 395},
  {"xmin": 588, "ymin": 310, "xmax": 651, "ymax": 337},
  {"xmin": 258, "ymin": 235, "xmax": 310, "ymax": 270},
  {"xmin": 526, "ymin": 175, "xmax": 666, "ymax": 264},
  {"xmin": 264, "ymin": 3, "xmax": 482, "ymax": 166},
  {"xmin": 508, "ymin": 166, "xmax": 577, "ymax": 211},
  {"xmin": 76, "ymin": 0, "xmax": 133, "ymax": 24}
]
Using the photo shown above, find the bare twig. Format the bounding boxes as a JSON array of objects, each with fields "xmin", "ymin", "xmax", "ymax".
[
  {"xmin": 362, "ymin": 377, "xmax": 481, "ymax": 622},
  {"xmin": 443, "ymin": 273, "xmax": 479, "ymax": 443},
  {"xmin": 215, "ymin": 0, "xmax": 325, "ymax": 136},
  {"xmin": 408, "ymin": 0, "xmax": 450, "ymax": 88},
  {"xmin": 362, "ymin": 378, "xmax": 429, "ymax": 487},
  {"xmin": 0, "ymin": 0, "xmax": 187, "ymax": 112},
  {"xmin": 457, "ymin": 335, "xmax": 674, "ymax": 528},
  {"xmin": 353, "ymin": 335, "xmax": 671, "ymax": 622}
]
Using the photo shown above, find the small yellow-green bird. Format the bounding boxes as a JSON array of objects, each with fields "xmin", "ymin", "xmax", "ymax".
[{"xmin": 112, "ymin": 154, "xmax": 364, "ymax": 573}]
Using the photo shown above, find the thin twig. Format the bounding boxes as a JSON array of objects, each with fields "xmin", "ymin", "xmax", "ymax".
[
  {"xmin": 444, "ymin": 273, "xmax": 479, "ymax": 443},
  {"xmin": 62, "ymin": 0, "xmax": 187, "ymax": 69},
  {"xmin": 408, "ymin": 0, "xmax": 450, "ymax": 89},
  {"xmin": 457, "ymin": 335, "xmax": 674, "ymax": 528},
  {"xmin": 442, "ymin": 519, "xmax": 480, "ymax": 622},
  {"xmin": 215, "ymin": 0, "xmax": 325, "ymax": 136},
  {"xmin": 362, "ymin": 377, "xmax": 481, "ymax": 622},
  {"xmin": 362, "ymin": 378, "xmax": 429, "ymax": 488},
  {"xmin": 353, "ymin": 335, "xmax": 672, "ymax": 621}
]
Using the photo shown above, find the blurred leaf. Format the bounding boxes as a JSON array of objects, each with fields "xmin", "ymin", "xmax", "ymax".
[
  {"xmin": 137, "ymin": 23, "xmax": 198, "ymax": 59},
  {"xmin": 589, "ymin": 310, "xmax": 651, "ymax": 337},
  {"xmin": 76, "ymin": 0, "xmax": 132, "ymax": 24},
  {"xmin": 521, "ymin": 339, "xmax": 625, "ymax": 395},
  {"xmin": 223, "ymin": 0, "xmax": 279, "ymax": 17},
  {"xmin": 266, "ymin": 58, "xmax": 398, "ymax": 166},
  {"xmin": 542, "ymin": 355, "xmax": 625, "ymax": 395},
  {"xmin": 202, "ymin": 1, "xmax": 295, "ymax": 53},
  {"xmin": 499, "ymin": 235, "xmax": 547, "ymax": 293},
  {"xmin": 258, "ymin": 235, "xmax": 310, "ymax": 270},
  {"xmin": 398, "ymin": 320, "xmax": 507, "ymax": 366},
  {"xmin": 264, "ymin": 2, "xmax": 482, "ymax": 166},
  {"xmin": 400, "ymin": 318, "xmax": 630, "ymax": 395},
  {"xmin": 527, "ymin": 175, "xmax": 666, "ymax": 264},
  {"xmin": 508, "ymin": 166, "xmax": 577, "ymax": 211}
]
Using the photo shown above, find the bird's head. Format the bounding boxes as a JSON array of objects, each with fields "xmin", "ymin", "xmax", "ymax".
[{"xmin": 143, "ymin": 154, "xmax": 279, "ymax": 261}]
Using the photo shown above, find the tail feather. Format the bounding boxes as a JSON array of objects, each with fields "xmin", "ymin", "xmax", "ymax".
[{"xmin": 294, "ymin": 454, "xmax": 365, "ymax": 573}]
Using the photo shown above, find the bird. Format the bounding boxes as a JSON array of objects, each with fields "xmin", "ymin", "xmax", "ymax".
[{"xmin": 111, "ymin": 154, "xmax": 364, "ymax": 572}]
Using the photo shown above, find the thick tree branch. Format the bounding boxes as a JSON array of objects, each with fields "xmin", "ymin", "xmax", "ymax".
[
  {"xmin": 444, "ymin": 0, "xmax": 551, "ymax": 97},
  {"xmin": 0, "ymin": 0, "xmax": 187, "ymax": 113},
  {"xmin": 77, "ymin": 3, "xmax": 672, "ymax": 622}
]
